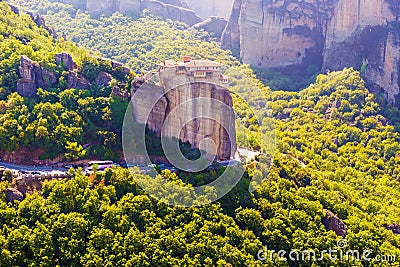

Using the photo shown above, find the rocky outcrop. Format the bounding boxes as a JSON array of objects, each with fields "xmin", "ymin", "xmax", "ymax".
[
  {"xmin": 63, "ymin": 0, "xmax": 201, "ymax": 26},
  {"xmin": 95, "ymin": 71, "xmax": 113, "ymax": 86},
  {"xmin": 16, "ymin": 51, "xmax": 135, "ymax": 97},
  {"xmin": 386, "ymin": 223, "xmax": 400, "ymax": 234},
  {"xmin": 5, "ymin": 188, "xmax": 24, "ymax": 203},
  {"xmin": 67, "ymin": 70, "xmax": 91, "ymax": 90},
  {"xmin": 55, "ymin": 52, "xmax": 76, "ymax": 71},
  {"xmin": 131, "ymin": 68, "xmax": 236, "ymax": 160},
  {"xmin": 55, "ymin": 52, "xmax": 92, "ymax": 90},
  {"xmin": 221, "ymin": 0, "xmax": 244, "ymax": 57},
  {"xmin": 184, "ymin": 0, "xmax": 234, "ymax": 19},
  {"xmin": 323, "ymin": 0, "xmax": 400, "ymax": 105},
  {"xmin": 17, "ymin": 56, "xmax": 38, "ymax": 98},
  {"xmin": 222, "ymin": 0, "xmax": 339, "ymax": 69},
  {"xmin": 27, "ymin": 12, "xmax": 58, "ymax": 39},
  {"xmin": 193, "ymin": 17, "xmax": 228, "ymax": 41},
  {"xmin": 17, "ymin": 53, "xmax": 84, "ymax": 97},
  {"xmin": 222, "ymin": 0, "xmax": 400, "ymax": 105},
  {"xmin": 142, "ymin": 0, "xmax": 201, "ymax": 26},
  {"xmin": 322, "ymin": 209, "xmax": 347, "ymax": 237},
  {"xmin": 17, "ymin": 56, "xmax": 57, "ymax": 97}
]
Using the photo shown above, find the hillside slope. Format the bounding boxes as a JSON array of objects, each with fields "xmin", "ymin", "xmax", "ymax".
[
  {"xmin": 1, "ymin": 1, "xmax": 400, "ymax": 266},
  {"xmin": 0, "ymin": 1, "xmax": 132, "ymax": 163}
]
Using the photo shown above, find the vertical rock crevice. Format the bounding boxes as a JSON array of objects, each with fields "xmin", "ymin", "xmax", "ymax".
[{"xmin": 222, "ymin": 0, "xmax": 400, "ymax": 105}]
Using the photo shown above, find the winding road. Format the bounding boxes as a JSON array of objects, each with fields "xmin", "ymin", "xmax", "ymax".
[
  {"xmin": 0, "ymin": 161, "xmax": 66, "ymax": 172},
  {"xmin": 0, "ymin": 147, "xmax": 256, "ymax": 174}
]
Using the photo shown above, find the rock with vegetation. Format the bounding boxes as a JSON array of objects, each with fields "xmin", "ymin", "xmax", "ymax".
[
  {"xmin": 386, "ymin": 224, "xmax": 400, "ymax": 235},
  {"xmin": 94, "ymin": 71, "xmax": 113, "ymax": 87},
  {"xmin": 322, "ymin": 209, "xmax": 347, "ymax": 237},
  {"xmin": 55, "ymin": 52, "xmax": 76, "ymax": 71},
  {"xmin": 1, "ymin": 3, "xmax": 400, "ymax": 266},
  {"xmin": 193, "ymin": 16, "xmax": 228, "ymax": 41},
  {"xmin": 17, "ymin": 55, "xmax": 57, "ymax": 97},
  {"xmin": 0, "ymin": 2, "xmax": 132, "ymax": 163},
  {"xmin": 5, "ymin": 188, "xmax": 24, "ymax": 203},
  {"xmin": 50, "ymin": 0, "xmax": 202, "ymax": 26}
]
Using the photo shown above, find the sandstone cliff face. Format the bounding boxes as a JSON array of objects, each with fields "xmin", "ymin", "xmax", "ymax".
[
  {"xmin": 162, "ymin": 82, "xmax": 235, "ymax": 161},
  {"xmin": 131, "ymin": 75, "xmax": 236, "ymax": 160},
  {"xmin": 325, "ymin": 0, "xmax": 394, "ymax": 46},
  {"xmin": 222, "ymin": 0, "xmax": 400, "ymax": 105},
  {"xmin": 193, "ymin": 17, "xmax": 228, "ymax": 41},
  {"xmin": 57, "ymin": 0, "xmax": 201, "ymax": 26},
  {"xmin": 221, "ymin": 0, "xmax": 242, "ymax": 57},
  {"xmin": 323, "ymin": 0, "xmax": 400, "ymax": 105},
  {"xmin": 17, "ymin": 56, "xmax": 57, "ymax": 97},
  {"xmin": 141, "ymin": 0, "xmax": 201, "ymax": 26},
  {"xmin": 223, "ymin": 0, "xmax": 339, "ymax": 69},
  {"xmin": 184, "ymin": 0, "xmax": 234, "ymax": 19}
]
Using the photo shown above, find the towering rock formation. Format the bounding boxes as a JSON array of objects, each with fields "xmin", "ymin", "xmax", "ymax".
[
  {"xmin": 131, "ymin": 58, "xmax": 236, "ymax": 160},
  {"xmin": 51, "ymin": 0, "xmax": 87, "ymax": 10},
  {"xmin": 222, "ymin": 0, "xmax": 400, "ymax": 105},
  {"xmin": 221, "ymin": 0, "xmax": 243, "ymax": 57},
  {"xmin": 222, "ymin": 0, "xmax": 339, "ymax": 69},
  {"xmin": 141, "ymin": 0, "xmax": 201, "ymax": 26},
  {"xmin": 193, "ymin": 17, "xmax": 228, "ymax": 41},
  {"xmin": 183, "ymin": 0, "xmax": 235, "ymax": 19},
  {"xmin": 86, "ymin": 0, "xmax": 141, "ymax": 15},
  {"xmin": 323, "ymin": 0, "xmax": 400, "ymax": 105},
  {"xmin": 52, "ymin": 0, "xmax": 201, "ymax": 26}
]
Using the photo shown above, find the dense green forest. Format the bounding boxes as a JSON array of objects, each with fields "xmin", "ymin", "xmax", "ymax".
[
  {"xmin": 0, "ymin": 1, "xmax": 134, "ymax": 161},
  {"xmin": 1, "ymin": 1, "xmax": 400, "ymax": 266},
  {"xmin": 8, "ymin": 0, "xmax": 237, "ymax": 73},
  {"xmin": 1, "ymin": 68, "xmax": 400, "ymax": 266},
  {"xmin": 4, "ymin": 0, "xmax": 275, "ymax": 154}
]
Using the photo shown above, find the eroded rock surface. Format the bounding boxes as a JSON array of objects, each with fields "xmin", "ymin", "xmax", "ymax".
[
  {"xmin": 322, "ymin": 209, "xmax": 347, "ymax": 237},
  {"xmin": 17, "ymin": 52, "xmax": 132, "ymax": 97},
  {"xmin": 131, "ymin": 60, "xmax": 236, "ymax": 160},
  {"xmin": 95, "ymin": 71, "xmax": 113, "ymax": 87},
  {"xmin": 386, "ymin": 223, "xmax": 400, "ymax": 235},
  {"xmin": 222, "ymin": 0, "xmax": 400, "ymax": 105},
  {"xmin": 5, "ymin": 188, "xmax": 24, "ymax": 203},
  {"xmin": 56, "ymin": 52, "xmax": 76, "ymax": 71},
  {"xmin": 17, "ymin": 55, "xmax": 57, "ymax": 97},
  {"xmin": 59, "ymin": 0, "xmax": 202, "ymax": 26},
  {"xmin": 222, "ymin": 0, "xmax": 339, "ymax": 69},
  {"xmin": 184, "ymin": 0, "xmax": 235, "ymax": 19},
  {"xmin": 193, "ymin": 17, "xmax": 228, "ymax": 41}
]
